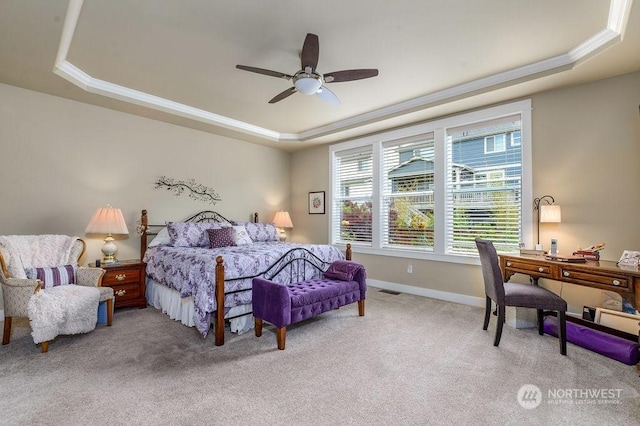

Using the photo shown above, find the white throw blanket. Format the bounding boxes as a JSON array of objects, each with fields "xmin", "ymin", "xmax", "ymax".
[
  {"xmin": 27, "ymin": 285, "xmax": 100, "ymax": 344},
  {"xmin": 0, "ymin": 235, "xmax": 78, "ymax": 279}
]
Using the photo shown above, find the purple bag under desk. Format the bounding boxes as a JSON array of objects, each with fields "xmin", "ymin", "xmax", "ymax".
[{"xmin": 544, "ymin": 316, "xmax": 639, "ymax": 365}]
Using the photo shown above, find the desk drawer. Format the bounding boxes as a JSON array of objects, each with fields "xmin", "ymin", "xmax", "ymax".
[
  {"xmin": 559, "ymin": 267, "xmax": 630, "ymax": 290},
  {"xmin": 503, "ymin": 259, "xmax": 552, "ymax": 277}
]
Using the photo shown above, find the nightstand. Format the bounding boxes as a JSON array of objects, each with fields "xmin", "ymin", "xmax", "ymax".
[{"xmin": 97, "ymin": 260, "xmax": 147, "ymax": 309}]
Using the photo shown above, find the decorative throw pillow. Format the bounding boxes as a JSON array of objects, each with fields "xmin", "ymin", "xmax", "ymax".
[
  {"xmin": 244, "ymin": 222, "xmax": 280, "ymax": 242},
  {"xmin": 207, "ymin": 227, "xmax": 236, "ymax": 248},
  {"xmin": 232, "ymin": 226, "xmax": 253, "ymax": 246},
  {"xmin": 167, "ymin": 222, "xmax": 230, "ymax": 247},
  {"xmin": 25, "ymin": 264, "xmax": 77, "ymax": 289},
  {"xmin": 323, "ymin": 260, "xmax": 364, "ymax": 282}
]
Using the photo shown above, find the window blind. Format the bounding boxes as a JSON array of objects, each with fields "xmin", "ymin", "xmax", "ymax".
[
  {"xmin": 381, "ymin": 134, "xmax": 435, "ymax": 250},
  {"xmin": 445, "ymin": 118, "xmax": 522, "ymax": 254},
  {"xmin": 332, "ymin": 147, "xmax": 373, "ymax": 245}
]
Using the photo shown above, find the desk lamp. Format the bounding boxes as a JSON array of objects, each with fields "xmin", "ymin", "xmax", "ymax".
[{"xmin": 533, "ymin": 195, "xmax": 561, "ymax": 249}]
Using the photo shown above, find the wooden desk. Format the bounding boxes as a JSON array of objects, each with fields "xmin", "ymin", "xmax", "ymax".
[
  {"xmin": 500, "ymin": 254, "xmax": 640, "ymax": 310},
  {"xmin": 499, "ymin": 254, "xmax": 640, "ymax": 340}
]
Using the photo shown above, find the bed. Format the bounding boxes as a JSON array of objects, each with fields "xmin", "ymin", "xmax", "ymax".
[{"xmin": 138, "ymin": 209, "xmax": 351, "ymax": 346}]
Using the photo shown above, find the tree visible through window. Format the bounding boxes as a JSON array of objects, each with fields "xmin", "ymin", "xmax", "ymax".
[{"xmin": 332, "ymin": 148, "xmax": 373, "ymax": 244}]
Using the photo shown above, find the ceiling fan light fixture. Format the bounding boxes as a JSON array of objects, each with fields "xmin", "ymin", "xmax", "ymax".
[
  {"xmin": 294, "ymin": 75, "xmax": 322, "ymax": 95},
  {"xmin": 236, "ymin": 33, "xmax": 378, "ymax": 104}
]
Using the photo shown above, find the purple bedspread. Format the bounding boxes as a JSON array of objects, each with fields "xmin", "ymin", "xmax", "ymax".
[{"xmin": 143, "ymin": 242, "xmax": 345, "ymax": 336}]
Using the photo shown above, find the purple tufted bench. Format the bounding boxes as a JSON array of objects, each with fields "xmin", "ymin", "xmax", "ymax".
[{"xmin": 252, "ymin": 260, "xmax": 366, "ymax": 350}]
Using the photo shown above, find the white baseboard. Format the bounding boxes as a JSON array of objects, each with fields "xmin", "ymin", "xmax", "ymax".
[
  {"xmin": 367, "ymin": 279, "xmax": 485, "ymax": 308},
  {"xmin": 367, "ymin": 280, "xmax": 544, "ymax": 329}
]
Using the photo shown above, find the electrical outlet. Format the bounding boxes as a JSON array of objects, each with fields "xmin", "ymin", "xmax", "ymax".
[{"xmin": 407, "ymin": 263, "xmax": 413, "ymax": 274}]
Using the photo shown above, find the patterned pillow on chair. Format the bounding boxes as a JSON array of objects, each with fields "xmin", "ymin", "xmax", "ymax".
[{"xmin": 25, "ymin": 264, "xmax": 77, "ymax": 289}]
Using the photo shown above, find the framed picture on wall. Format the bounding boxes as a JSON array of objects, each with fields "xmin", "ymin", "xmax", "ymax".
[{"xmin": 308, "ymin": 191, "xmax": 325, "ymax": 214}]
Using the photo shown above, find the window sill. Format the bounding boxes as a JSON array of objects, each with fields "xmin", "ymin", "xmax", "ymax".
[{"xmin": 338, "ymin": 244, "xmax": 481, "ymax": 266}]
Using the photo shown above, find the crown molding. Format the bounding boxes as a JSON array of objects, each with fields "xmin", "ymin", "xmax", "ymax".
[{"xmin": 54, "ymin": 0, "xmax": 632, "ymax": 144}]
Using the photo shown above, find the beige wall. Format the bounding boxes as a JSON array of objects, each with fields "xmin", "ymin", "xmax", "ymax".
[
  {"xmin": 290, "ymin": 145, "xmax": 330, "ymax": 244},
  {"xmin": 291, "ymin": 70, "xmax": 640, "ymax": 314},
  {"xmin": 0, "ymin": 83, "xmax": 291, "ymax": 310},
  {"xmin": 2, "ymin": 70, "xmax": 639, "ymax": 317}
]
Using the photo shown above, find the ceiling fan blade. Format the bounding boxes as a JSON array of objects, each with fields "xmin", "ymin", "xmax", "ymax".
[
  {"xmin": 323, "ymin": 69, "xmax": 379, "ymax": 83},
  {"xmin": 301, "ymin": 33, "xmax": 319, "ymax": 71},
  {"xmin": 269, "ymin": 87, "xmax": 297, "ymax": 104},
  {"xmin": 236, "ymin": 65, "xmax": 292, "ymax": 80},
  {"xmin": 316, "ymin": 86, "xmax": 340, "ymax": 105}
]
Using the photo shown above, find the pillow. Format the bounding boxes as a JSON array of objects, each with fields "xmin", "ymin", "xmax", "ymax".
[
  {"xmin": 323, "ymin": 260, "xmax": 364, "ymax": 282},
  {"xmin": 148, "ymin": 227, "xmax": 171, "ymax": 248},
  {"xmin": 244, "ymin": 222, "xmax": 279, "ymax": 242},
  {"xmin": 25, "ymin": 264, "xmax": 77, "ymax": 289},
  {"xmin": 207, "ymin": 227, "xmax": 236, "ymax": 248},
  {"xmin": 232, "ymin": 226, "xmax": 253, "ymax": 246},
  {"xmin": 167, "ymin": 222, "xmax": 230, "ymax": 247}
]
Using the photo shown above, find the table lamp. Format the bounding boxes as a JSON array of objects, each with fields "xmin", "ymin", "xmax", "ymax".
[
  {"xmin": 533, "ymin": 195, "xmax": 561, "ymax": 249},
  {"xmin": 85, "ymin": 205, "xmax": 129, "ymax": 263},
  {"xmin": 273, "ymin": 211, "xmax": 293, "ymax": 242}
]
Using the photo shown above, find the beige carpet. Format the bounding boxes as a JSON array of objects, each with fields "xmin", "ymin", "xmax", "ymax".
[{"xmin": 1, "ymin": 288, "xmax": 638, "ymax": 425}]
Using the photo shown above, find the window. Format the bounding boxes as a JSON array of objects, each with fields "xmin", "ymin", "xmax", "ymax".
[
  {"xmin": 511, "ymin": 130, "xmax": 521, "ymax": 147},
  {"xmin": 446, "ymin": 121, "xmax": 523, "ymax": 255},
  {"xmin": 332, "ymin": 147, "xmax": 373, "ymax": 245},
  {"xmin": 382, "ymin": 135, "xmax": 435, "ymax": 250},
  {"xmin": 330, "ymin": 100, "xmax": 531, "ymax": 261},
  {"xmin": 484, "ymin": 134, "xmax": 506, "ymax": 154}
]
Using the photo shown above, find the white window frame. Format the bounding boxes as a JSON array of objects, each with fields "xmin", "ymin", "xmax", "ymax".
[
  {"xmin": 484, "ymin": 134, "xmax": 506, "ymax": 154},
  {"xmin": 329, "ymin": 100, "xmax": 532, "ymax": 265},
  {"xmin": 511, "ymin": 130, "xmax": 521, "ymax": 147}
]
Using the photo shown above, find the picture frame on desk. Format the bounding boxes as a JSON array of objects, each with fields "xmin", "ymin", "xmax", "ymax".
[{"xmin": 617, "ymin": 250, "xmax": 640, "ymax": 267}]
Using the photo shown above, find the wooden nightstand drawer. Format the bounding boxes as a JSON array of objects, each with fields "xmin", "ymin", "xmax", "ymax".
[
  {"xmin": 99, "ymin": 260, "xmax": 147, "ymax": 309},
  {"xmin": 110, "ymin": 282, "xmax": 142, "ymax": 301},
  {"xmin": 104, "ymin": 268, "xmax": 141, "ymax": 286}
]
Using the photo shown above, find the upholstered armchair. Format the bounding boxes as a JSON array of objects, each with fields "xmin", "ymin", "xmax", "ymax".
[{"xmin": 0, "ymin": 236, "xmax": 114, "ymax": 349}]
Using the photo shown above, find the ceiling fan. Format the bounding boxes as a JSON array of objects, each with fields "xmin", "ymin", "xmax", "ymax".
[{"xmin": 236, "ymin": 33, "xmax": 378, "ymax": 105}]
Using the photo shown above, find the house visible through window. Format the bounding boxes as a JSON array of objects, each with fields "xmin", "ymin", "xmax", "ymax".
[
  {"xmin": 383, "ymin": 135, "xmax": 435, "ymax": 249},
  {"xmin": 511, "ymin": 130, "xmax": 521, "ymax": 147},
  {"xmin": 330, "ymin": 100, "xmax": 531, "ymax": 260},
  {"xmin": 484, "ymin": 134, "xmax": 506, "ymax": 154}
]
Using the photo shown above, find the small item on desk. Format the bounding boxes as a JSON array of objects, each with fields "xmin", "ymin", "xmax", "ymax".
[
  {"xmin": 545, "ymin": 254, "xmax": 587, "ymax": 263},
  {"xmin": 573, "ymin": 250, "xmax": 600, "ymax": 261},
  {"xmin": 617, "ymin": 250, "xmax": 640, "ymax": 267},
  {"xmin": 520, "ymin": 248, "xmax": 546, "ymax": 256},
  {"xmin": 573, "ymin": 243, "xmax": 605, "ymax": 261},
  {"xmin": 584, "ymin": 242, "xmax": 606, "ymax": 252},
  {"xmin": 550, "ymin": 239, "xmax": 558, "ymax": 255}
]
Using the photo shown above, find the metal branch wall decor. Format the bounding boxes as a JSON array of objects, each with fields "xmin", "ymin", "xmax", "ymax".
[{"xmin": 154, "ymin": 176, "xmax": 221, "ymax": 205}]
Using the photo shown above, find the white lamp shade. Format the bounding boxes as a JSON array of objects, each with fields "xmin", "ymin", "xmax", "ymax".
[
  {"xmin": 273, "ymin": 211, "xmax": 293, "ymax": 228},
  {"xmin": 539, "ymin": 205, "xmax": 561, "ymax": 223},
  {"xmin": 85, "ymin": 206, "xmax": 129, "ymax": 263},
  {"xmin": 85, "ymin": 206, "xmax": 129, "ymax": 235}
]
